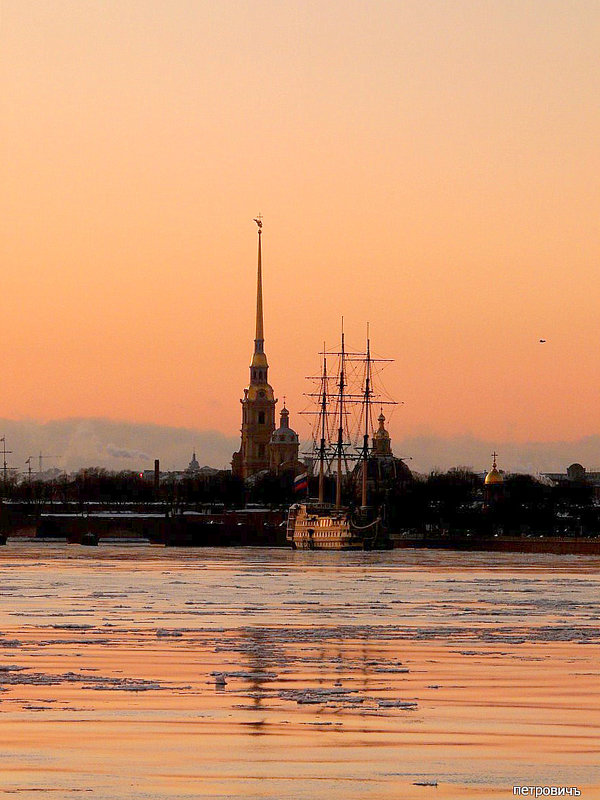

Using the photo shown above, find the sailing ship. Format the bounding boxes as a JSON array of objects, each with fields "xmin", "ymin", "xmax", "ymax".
[{"xmin": 286, "ymin": 323, "xmax": 396, "ymax": 550}]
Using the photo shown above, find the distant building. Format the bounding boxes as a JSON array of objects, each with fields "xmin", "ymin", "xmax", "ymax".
[
  {"xmin": 269, "ymin": 405, "xmax": 303, "ymax": 476},
  {"xmin": 142, "ymin": 455, "xmax": 219, "ymax": 484},
  {"xmin": 231, "ymin": 220, "xmax": 300, "ymax": 479},
  {"xmin": 483, "ymin": 452, "xmax": 504, "ymax": 507},
  {"xmin": 352, "ymin": 411, "xmax": 412, "ymax": 497},
  {"xmin": 186, "ymin": 451, "xmax": 200, "ymax": 476},
  {"xmin": 543, "ymin": 463, "xmax": 600, "ymax": 487}
]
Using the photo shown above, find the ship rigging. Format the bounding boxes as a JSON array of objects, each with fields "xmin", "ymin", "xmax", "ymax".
[{"xmin": 287, "ymin": 322, "xmax": 397, "ymax": 550}]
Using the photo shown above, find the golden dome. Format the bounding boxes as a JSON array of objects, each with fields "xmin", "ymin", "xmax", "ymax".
[
  {"xmin": 373, "ymin": 412, "xmax": 390, "ymax": 440},
  {"xmin": 484, "ymin": 452, "xmax": 503, "ymax": 484},
  {"xmin": 484, "ymin": 467, "xmax": 503, "ymax": 485}
]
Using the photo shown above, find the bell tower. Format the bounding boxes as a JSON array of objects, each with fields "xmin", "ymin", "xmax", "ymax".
[{"xmin": 232, "ymin": 217, "xmax": 277, "ymax": 479}]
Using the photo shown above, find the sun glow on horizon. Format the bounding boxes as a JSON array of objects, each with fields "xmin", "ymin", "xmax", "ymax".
[{"xmin": 1, "ymin": 1, "xmax": 599, "ymax": 451}]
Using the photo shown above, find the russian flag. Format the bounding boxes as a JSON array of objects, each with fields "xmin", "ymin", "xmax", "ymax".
[{"xmin": 293, "ymin": 473, "xmax": 308, "ymax": 493}]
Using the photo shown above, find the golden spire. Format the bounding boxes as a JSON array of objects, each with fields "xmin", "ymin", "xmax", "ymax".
[
  {"xmin": 254, "ymin": 215, "xmax": 263, "ymax": 350},
  {"xmin": 251, "ymin": 215, "xmax": 268, "ymax": 370}
]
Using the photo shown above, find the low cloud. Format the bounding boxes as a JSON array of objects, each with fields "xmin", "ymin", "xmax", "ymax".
[
  {"xmin": 0, "ymin": 417, "xmax": 238, "ymax": 475},
  {"xmin": 0, "ymin": 417, "xmax": 597, "ymax": 476},
  {"xmin": 394, "ymin": 433, "xmax": 600, "ymax": 475},
  {"xmin": 106, "ymin": 444, "xmax": 150, "ymax": 461}
]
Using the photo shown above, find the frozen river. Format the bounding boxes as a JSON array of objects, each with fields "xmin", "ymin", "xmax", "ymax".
[{"xmin": 0, "ymin": 543, "xmax": 599, "ymax": 799}]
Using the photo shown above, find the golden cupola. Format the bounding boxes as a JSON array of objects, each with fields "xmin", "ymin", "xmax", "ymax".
[
  {"xmin": 484, "ymin": 452, "xmax": 504, "ymax": 485},
  {"xmin": 372, "ymin": 410, "xmax": 392, "ymax": 457}
]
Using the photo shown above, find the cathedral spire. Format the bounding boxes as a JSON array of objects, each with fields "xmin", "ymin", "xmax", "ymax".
[
  {"xmin": 253, "ymin": 215, "xmax": 264, "ymax": 356},
  {"xmin": 231, "ymin": 216, "xmax": 276, "ymax": 479},
  {"xmin": 249, "ymin": 216, "xmax": 269, "ymax": 380}
]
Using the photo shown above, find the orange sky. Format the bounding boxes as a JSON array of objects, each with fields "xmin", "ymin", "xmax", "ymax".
[{"xmin": 1, "ymin": 0, "xmax": 599, "ymax": 451}]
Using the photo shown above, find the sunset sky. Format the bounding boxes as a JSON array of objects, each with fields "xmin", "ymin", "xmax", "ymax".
[{"xmin": 1, "ymin": 1, "xmax": 599, "ymax": 471}]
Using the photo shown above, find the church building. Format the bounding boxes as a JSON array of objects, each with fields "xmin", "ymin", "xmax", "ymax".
[
  {"xmin": 352, "ymin": 410, "xmax": 413, "ymax": 499},
  {"xmin": 232, "ymin": 219, "xmax": 301, "ymax": 479},
  {"xmin": 483, "ymin": 452, "xmax": 504, "ymax": 508}
]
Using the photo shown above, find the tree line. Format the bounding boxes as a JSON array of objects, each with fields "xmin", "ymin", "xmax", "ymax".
[{"xmin": 2, "ymin": 466, "xmax": 598, "ymax": 537}]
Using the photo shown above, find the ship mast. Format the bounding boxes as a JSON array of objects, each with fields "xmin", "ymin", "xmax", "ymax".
[
  {"xmin": 335, "ymin": 319, "xmax": 346, "ymax": 508},
  {"xmin": 361, "ymin": 325, "xmax": 372, "ymax": 510},
  {"xmin": 318, "ymin": 348, "xmax": 327, "ymax": 503},
  {"xmin": 302, "ymin": 323, "xmax": 396, "ymax": 508}
]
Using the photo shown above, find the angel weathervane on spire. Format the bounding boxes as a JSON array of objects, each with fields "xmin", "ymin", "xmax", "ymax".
[{"xmin": 253, "ymin": 214, "xmax": 263, "ymax": 230}]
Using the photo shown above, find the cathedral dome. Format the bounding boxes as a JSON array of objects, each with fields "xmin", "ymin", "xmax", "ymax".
[
  {"xmin": 351, "ymin": 454, "xmax": 413, "ymax": 499},
  {"xmin": 484, "ymin": 453, "xmax": 503, "ymax": 484},
  {"xmin": 186, "ymin": 451, "xmax": 200, "ymax": 475},
  {"xmin": 352, "ymin": 410, "xmax": 412, "ymax": 498},
  {"xmin": 270, "ymin": 406, "xmax": 299, "ymax": 444},
  {"xmin": 271, "ymin": 430, "xmax": 299, "ymax": 443},
  {"xmin": 484, "ymin": 468, "xmax": 503, "ymax": 485}
]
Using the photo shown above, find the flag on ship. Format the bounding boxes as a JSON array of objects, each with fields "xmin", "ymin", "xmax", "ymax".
[{"xmin": 293, "ymin": 473, "xmax": 308, "ymax": 493}]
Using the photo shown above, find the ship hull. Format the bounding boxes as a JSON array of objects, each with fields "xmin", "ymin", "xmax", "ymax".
[{"xmin": 286, "ymin": 503, "xmax": 382, "ymax": 550}]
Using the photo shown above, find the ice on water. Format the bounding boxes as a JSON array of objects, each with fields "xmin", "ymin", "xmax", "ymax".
[{"xmin": 0, "ymin": 543, "xmax": 599, "ymax": 799}]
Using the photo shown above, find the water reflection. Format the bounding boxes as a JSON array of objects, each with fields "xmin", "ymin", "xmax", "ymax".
[{"xmin": 0, "ymin": 542, "xmax": 598, "ymax": 799}]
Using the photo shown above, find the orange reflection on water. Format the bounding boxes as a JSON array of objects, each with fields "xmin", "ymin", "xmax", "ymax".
[{"xmin": 0, "ymin": 543, "xmax": 598, "ymax": 799}]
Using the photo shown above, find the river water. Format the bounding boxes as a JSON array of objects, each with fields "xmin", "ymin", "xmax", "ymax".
[{"xmin": 0, "ymin": 543, "xmax": 598, "ymax": 799}]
